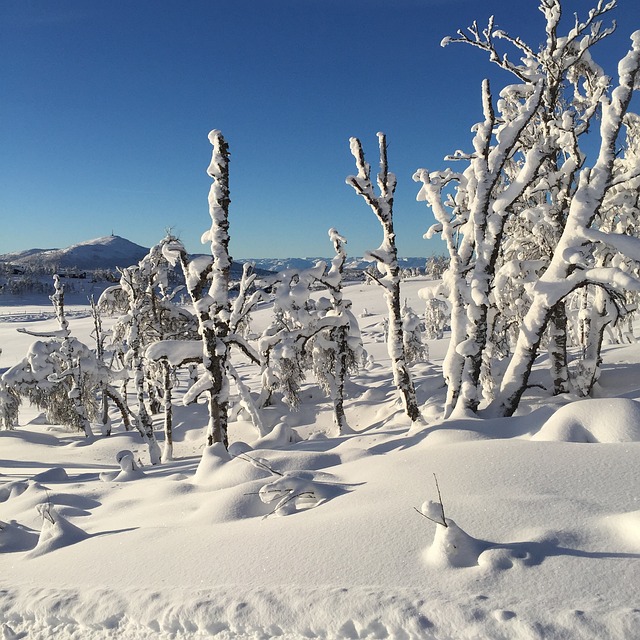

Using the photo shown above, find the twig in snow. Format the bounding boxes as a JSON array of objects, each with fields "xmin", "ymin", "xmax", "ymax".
[
  {"xmin": 233, "ymin": 452, "xmax": 284, "ymax": 477},
  {"xmin": 413, "ymin": 473, "xmax": 448, "ymax": 528},
  {"xmin": 262, "ymin": 491, "xmax": 316, "ymax": 519}
]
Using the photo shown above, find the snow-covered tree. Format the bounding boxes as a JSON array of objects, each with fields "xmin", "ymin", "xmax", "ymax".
[
  {"xmin": 258, "ymin": 266, "xmax": 321, "ymax": 410},
  {"xmin": 491, "ymin": 10, "xmax": 640, "ymax": 416},
  {"xmin": 402, "ymin": 300, "xmax": 429, "ymax": 365},
  {"xmin": 312, "ymin": 228, "xmax": 366, "ymax": 434},
  {"xmin": 256, "ymin": 238, "xmax": 365, "ymax": 433},
  {"xmin": 415, "ymin": 0, "xmax": 640, "ymax": 418},
  {"xmin": 425, "ymin": 255, "xmax": 448, "ymax": 280},
  {"xmin": 0, "ymin": 383, "xmax": 19, "ymax": 430},
  {"xmin": 99, "ymin": 234, "xmax": 198, "ymax": 462},
  {"xmin": 347, "ymin": 133, "xmax": 421, "ymax": 423},
  {"xmin": 423, "ymin": 295, "xmax": 449, "ymax": 341},
  {"xmin": 90, "ymin": 295, "xmax": 131, "ymax": 436},
  {"xmin": 161, "ymin": 130, "xmax": 264, "ymax": 450},
  {"xmin": 2, "ymin": 276, "xmax": 111, "ymax": 436},
  {"xmin": 569, "ymin": 110, "xmax": 640, "ymax": 394}
]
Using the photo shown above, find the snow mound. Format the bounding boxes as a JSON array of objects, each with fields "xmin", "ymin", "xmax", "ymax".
[
  {"xmin": 251, "ymin": 421, "xmax": 301, "ymax": 449},
  {"xmin": 0, "ymin": 519, "xmax": 38, "ymax": 553},
  {"xmin": 258, "ymin": 469, "xmax": 347, "ymax": 517},
  {"xmin": 27, "ymin": 505, "xmax": 88, "ymax": 558},
  {"xmin": 0, "ymin": 480, "xmax": 29, "ymax": 503},
  {"xmin": 600, "ymin": 509, "xmax": 640, "ymax": 550},
  {"xmin": 532, "ymin": 398, "xmax": 640, "ymax": 443},
  {"xmin": 100, "ymin": 450, "xmax": 146, "ymax": 482},
  {"xmin": 32, "ymin": 467, "xmax": 70, "ymax": 483},
  {"xmin": 193, "ymin": 442, "xmax": 232, "ymax": 485},
  {"xmin": 423, "ymin": 518, "xmax": 482, "ymax": 568}
]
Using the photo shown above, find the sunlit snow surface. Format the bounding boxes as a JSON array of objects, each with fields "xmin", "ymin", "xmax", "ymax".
[{"xmin": 1, "ymin": 279, "xmax": 639, "ymax": 639}]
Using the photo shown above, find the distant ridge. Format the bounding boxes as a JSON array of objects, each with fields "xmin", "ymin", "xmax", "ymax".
[{"xmin": 243, "ymin": 256, "xmax": 428, "ymax": 273}]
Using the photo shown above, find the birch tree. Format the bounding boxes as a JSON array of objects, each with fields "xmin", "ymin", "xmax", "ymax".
[
  {"xmin": 415, "ymin": 0, "xmax": 640, "ymax": 418},
  {"xmin": 347, "ymin": 133, "xmax": 421, "ymax": 423},
  {"xmin": 162, "ymin": 130, "xmax": 263, "ymax": 449}
]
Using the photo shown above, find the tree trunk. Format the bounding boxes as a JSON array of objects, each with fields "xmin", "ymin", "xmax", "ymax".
[
  {"xmin": 332, "ymin": 324, "xmax": 349, "ymax": 434},
  {"xmin": 488, "ymin": 296, "xmax": 554, "ymax": 417},
  {"xmin": 161, "ymin": 360, "xmax": 173, "ymax": 462},
  {"xmin": 576, "ymin": 286, "xmax": 609, "ymax": 396},
  {"xmin": 383, "ymin": 275, "xmax": 420, "ymax": 422},
  {"xmin": 548, "ymin": 301, "xmax": 571, "ymax": 395},
  {"xmin": 133, "ymin": 354, "xmax": 161, "ymax": 464}
]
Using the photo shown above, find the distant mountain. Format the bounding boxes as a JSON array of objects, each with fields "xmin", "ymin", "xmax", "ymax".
[
  {"xmin": 0, "ymin": 235, "xmax": 150, "ymax": 271},
  {"xmin": 238, "ymin": 258, "xmax": 326, "ymax": 272},
  {"xmin": 241, "ymin": 256, "xmax": 428, "ymax": 273},
  {"xmin": 0, "ymin": 236, "xmax": 428, "ymax": 276},
  {"xmin": 0, "ymin": 236, "xmax": 275, "ymax": 278}
]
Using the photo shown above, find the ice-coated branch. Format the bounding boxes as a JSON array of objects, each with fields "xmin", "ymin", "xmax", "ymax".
[
  {"xmin": 583, "ymin": 266, "xmax": 640, "ymax": 293},
  {"xmin": 580, "ymin": 227, "xmax": 640, "ymax": 262},
  {"xmin": 376, "ymin": 131, "xmax": 396, "ymax": 202},
  {"xmin": 229, "ymin": 262, "xmax": 264, "ymax": 340},
  {"xmin": 442, "ymin": 15, "xmax": 533, "ymax": 82},
  {"xmin": 444, "ymin": 0, "xmax": 617, "ymax": 85},
  {"xmin": 228, "ymin": 364, "xmax": 266, "ymax": 437},
  {"xmin": 226, "ymin": 334, "xmax": 261, "ymax": 365}
]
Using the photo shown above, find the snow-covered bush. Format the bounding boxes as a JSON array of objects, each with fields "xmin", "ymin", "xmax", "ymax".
[
  {"xmin": 256, "ymin": 232, "xmax": 365, "ymax": 433},
  {"xmin": 0, "ymin": 383, "xmax": 19, "ymax": 430},
  {"xmin": 425, "ymin": 255, "xmax": 448, "ymax": 280},
  {"xmin": 423, "ymin": 297, "xmax": 448, "ymax": 341},
  {"xmin": 402, "ymin": 301, "xmax": 429, "ymax": 365}
]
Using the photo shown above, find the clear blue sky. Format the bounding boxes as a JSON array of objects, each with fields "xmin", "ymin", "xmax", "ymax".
[{"xmin": 1, "ymin": 0, "xmax": 638, "ymax": 259}]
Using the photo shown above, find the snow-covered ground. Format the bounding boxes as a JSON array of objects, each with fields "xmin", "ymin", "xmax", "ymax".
[{"xmin": 1, "ymin": 278, "xmax": 639, "ymax": 639}]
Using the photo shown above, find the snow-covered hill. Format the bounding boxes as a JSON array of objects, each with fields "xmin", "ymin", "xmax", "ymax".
[{"xmin": 0, "ymin": 235, "xmax": 150, "ymax": 272}]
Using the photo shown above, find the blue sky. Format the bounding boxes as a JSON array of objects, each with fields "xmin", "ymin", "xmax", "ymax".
[{"xmin": 1, "ymin": 0, "xmax": 638, "ymax": 259}]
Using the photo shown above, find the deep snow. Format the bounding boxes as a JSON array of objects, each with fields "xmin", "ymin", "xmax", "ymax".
[{"xmin": 0, "ymin": 278, "xmax": 639, "ymax": 639}]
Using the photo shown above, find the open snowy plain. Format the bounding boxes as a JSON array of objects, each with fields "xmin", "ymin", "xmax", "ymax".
[{"xmin": 1, "ymin": 278, "xmax": 639, "ymax": 639}]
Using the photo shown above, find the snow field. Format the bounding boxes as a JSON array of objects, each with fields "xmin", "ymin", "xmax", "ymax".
[{"xmin": 0, "ymin": 278, "xmax": 639, "ymax": 639}]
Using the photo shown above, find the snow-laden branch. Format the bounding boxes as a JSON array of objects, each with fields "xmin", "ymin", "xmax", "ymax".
[
  {"xmin": 145, "ymin": 340, "xmax": 203, "ymax": 367},
  {"xmin": 583, "ymin": 266, "xmax": 640, "ymax": 292},
  {"xmin": 16, "ymin": 328, "xmax": 70, "ymax": 339},
  {"xmin": 580, "ymin": 227, "xmax": 640, "ymax": 262}
]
